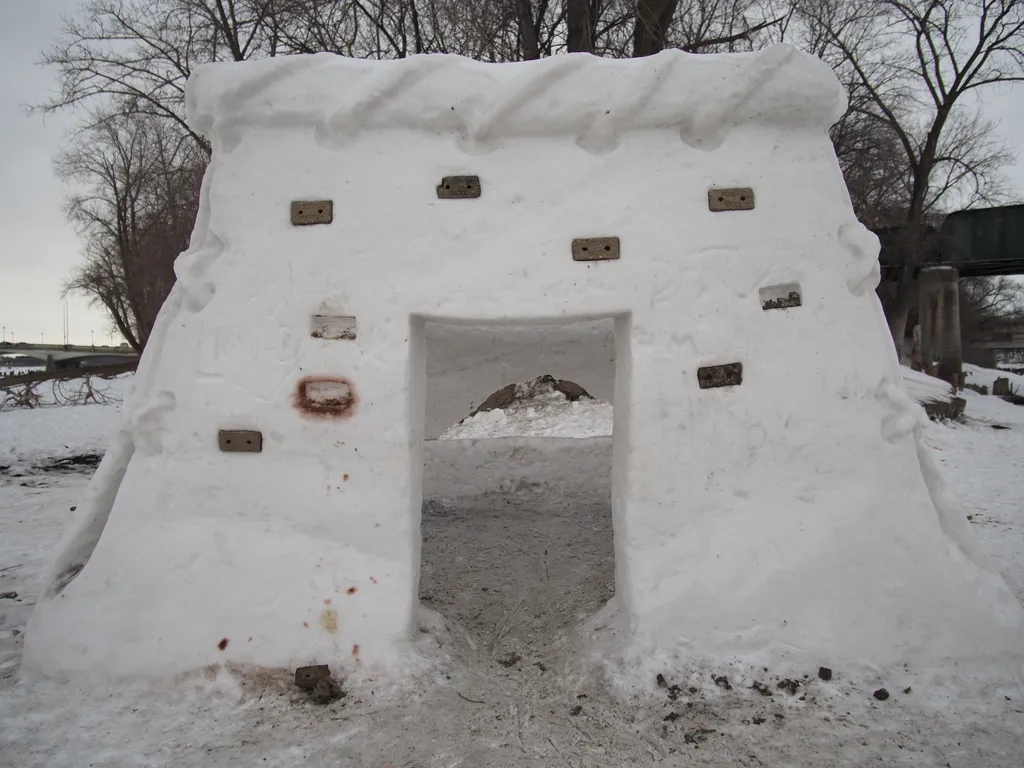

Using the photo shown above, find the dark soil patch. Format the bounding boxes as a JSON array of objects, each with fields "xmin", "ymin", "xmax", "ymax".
[
  {"xmin": 39, "ymin": 454, "xmax": 103, "ymax": 473},
  {"xmin": 0, "ymin": 453, "xmax": 104, "ymax": 478},
  {"xmin": 778, "ymin": 679, "xmax": 800, "ymax": 695}
]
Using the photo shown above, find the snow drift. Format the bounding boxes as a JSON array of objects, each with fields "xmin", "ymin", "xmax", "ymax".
[{"xmin": 25, "ymin": 44, "xmax": 1024, "ymax": 681}]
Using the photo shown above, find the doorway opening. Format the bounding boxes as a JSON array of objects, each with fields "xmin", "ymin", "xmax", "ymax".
[{"xmin": 414, "ymin": 316, "xmax": 628, "ymax": 662}]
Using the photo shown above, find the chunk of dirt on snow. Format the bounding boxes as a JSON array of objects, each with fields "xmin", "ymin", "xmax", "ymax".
[{"xmin": 778, "ymin": 679, "xmax": 800, "ymax": 695}]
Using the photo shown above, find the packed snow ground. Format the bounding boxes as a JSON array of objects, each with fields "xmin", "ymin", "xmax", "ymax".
[
  {"xmin": 0, "ymin": 376, "xmax": 128, "ymax": 470},
  {"xmin": 964, "ymin": 363, "xmax": 1024, "ymax": 394},
  {"xmin": 2, "ymin": 372, "xmax": 1024, "ymax": 766}
]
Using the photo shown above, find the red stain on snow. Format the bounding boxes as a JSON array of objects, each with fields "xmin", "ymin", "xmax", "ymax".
[
  {"xmin": 352, "ymin": 644, "xmax": 360, "ymax": 657},
  {"xmin": 347, "ymin": 587, "xmax": 357, "ymax": 595},
  {"xmin": 324, "ymin": 598, "xmax": 332, "ymax": 605},
  {"xmin": 293, "ymin": 376, "xmax": 357, "ymax": 419},
  {"xmin": 303, "ymin": 622, "xmax": 309, "ymax": 628},
  {"xmin": 370, "ymin": 577, "xmax": 378, "ymax": 584},
  {"xmin": 343, "ymin": 473, "xmax": 350, "ymax": 481},
  {"xmin": 217, "ymin": 638, "xmax": 229, "ymax": 651}
]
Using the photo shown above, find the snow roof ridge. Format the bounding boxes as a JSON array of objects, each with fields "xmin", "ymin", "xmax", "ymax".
[{"xmin": 186, "ymin": 44, "xmax": 846, "ymax": 153}]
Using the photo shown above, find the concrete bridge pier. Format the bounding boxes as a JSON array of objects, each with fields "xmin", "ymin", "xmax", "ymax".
[{"xmin": 918, "ymin": 266, "xmax": 962, "ymax": 385}]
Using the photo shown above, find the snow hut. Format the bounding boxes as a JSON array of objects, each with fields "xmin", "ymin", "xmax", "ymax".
[{"xmin": 26, "ymin": 45, "xmax": 1024, "ymax": 679}]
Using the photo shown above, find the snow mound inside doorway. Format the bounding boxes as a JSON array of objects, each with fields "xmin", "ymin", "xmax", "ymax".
[{"xmin": 439, "ymin": 375, "xmax": 612, "ymax": 439}]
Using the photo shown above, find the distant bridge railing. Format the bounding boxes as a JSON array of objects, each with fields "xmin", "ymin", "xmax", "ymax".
[
  {"xmin": 0, "ymin": 361, "xmax": 138, "ymax": 386},
  {"xmin": 0, "ymin": 342, "xmax": 137, "ymax": 355},
  {"xmin": 877, "ymin": 203, "xmax": 1024, "ymax": 278}
]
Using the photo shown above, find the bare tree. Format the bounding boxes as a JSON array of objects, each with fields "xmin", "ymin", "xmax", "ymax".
[
  {"xmin": 960, "ymin": 275, "xmax": 1024, "ymax": 340},
  {"xmin": 630, "ymin": 0, "xmax": 783, "ymax": 56},
  {"xmin": 831, "ymin": 112, "xmax": 911, "ymax": 227},
  {"xmin": 796, "ymin": 0, "xmax": 1024, "ymax": 349},
  {"xmin": 567, "ymin": 0, "xmax": 598, "ymax": 51},
  {"xmin": 38, "ymin": 0, "xmax": 280, "ymax": 152},
  {"xmin": 633, "ymin": 0, "xmax": 681, "ymax": 54},
  {"xmin": 0, "ymin": 382, "xmax": 44, "ymax": 411},
  {"xmin": 53, "ymin": 374, "xmax": 122, "ymax": 407},
  {"xmin": 59, "ymin": 110, "xmax": 204, "ymax": 351},
  {"xmin": 40, "ymin": 0, "xmax": 285, "ymax": 352},
  {"xmin": 514, "ymin": 0, "xmax": 546, "ymax": 58}
]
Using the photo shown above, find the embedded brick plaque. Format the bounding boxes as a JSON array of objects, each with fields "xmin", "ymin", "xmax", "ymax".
[
  {"xmin": 290, "ymin": 200, "xmax": 333, "ymax": 225},
  {"xmin": 218, "ymin": 430, "xmax": 263, "ymax": 452},
  {"xmin": 572, "ymin": 237, "xmax": 620, "ymax": 261},
  {"xmin": 311, "ymin": 314, "xmax": 357, "ymax": 340},
  {"xmin": 698, "ymin": 363, "xmax": 743, "ymax": 389},
  {"xmin": 295, "ymin": 664, "xmax": 331, "ymax": 690},
  {"xmin": 708, "ymin": 188, "xmax": 755, "ymax": 212},
  {"xmin": 436, "ymin": 176, "xmax": 481, "ymax": 199},
  {"xmin": 760, "ymin": 283, "xmax": 802, "ymax": 310}
]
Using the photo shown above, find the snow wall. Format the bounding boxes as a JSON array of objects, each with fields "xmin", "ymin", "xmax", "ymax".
[{"xmin": 25, "ymin": 44, "xmax": 1024, "ymax": 680}]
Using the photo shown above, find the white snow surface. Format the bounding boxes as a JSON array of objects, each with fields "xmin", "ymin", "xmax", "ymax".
[
  {"xmin": 441, "ymin": 398, "xmax": 612, "ymax": 439},
  {"xmin": 4, "ymin": 375, "xmax": 1024, "ymax": 765},
  {"xmin": 900, "ymin": 366, "xmax": 954, "ymax": 404},
  {"xmin": 965, "ymin": 363, "xmax": 1024, "ymax": 393},
  {"xmin": 0, "ymin": 376, "xmax": 128, "ymax": 470},
  {"xmin": 23, "ymin": 45, "xmax": 1024, "ymax": 683}
]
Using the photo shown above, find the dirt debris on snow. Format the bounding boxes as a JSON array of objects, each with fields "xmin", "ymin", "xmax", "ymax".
[{"xmin": 778, "ymin": 678, "xmax": 801, "ymax": 695}]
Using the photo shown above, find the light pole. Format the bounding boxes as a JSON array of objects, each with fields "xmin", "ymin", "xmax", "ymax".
[{"xmin": 91, "ymin": 330, "xmax": 95, "ymax": 347}]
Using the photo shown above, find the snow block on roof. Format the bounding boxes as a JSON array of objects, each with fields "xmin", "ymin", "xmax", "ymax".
[{"xmin": 24, "ymin": 45, "xmax": 1024, "ymax": 681}]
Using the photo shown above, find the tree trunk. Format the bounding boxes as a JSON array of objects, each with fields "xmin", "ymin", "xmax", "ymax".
[
  {"xmin": 910, "ymin": 324, "xmax": 923, "ymax": 371},
  {"xmin": 886, "ymin": 266, "xmax": 915, "ymax": 358},
  {"xmin": 882, "ymin": 158, "xmax": 935, "ymax": 357},
  {"xmin": 515, "ymin": 0, "xmax": 541, "ymax": 60},
  {"xmin": 567, "ymin": 0, "xmax": 595, "ymax": 53},
  {"xmin": 632, "ymin": 0, "xmax": 681, "ymax": 57}
]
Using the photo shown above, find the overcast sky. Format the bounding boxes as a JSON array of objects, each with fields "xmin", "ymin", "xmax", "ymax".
[
  {"xmin": 1, "ymin": 2, "xmax": 1022, "ymax": 347},
  {"xmin": 1, "ymin": 0, "xmax": 107, "ymax": 346}
]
